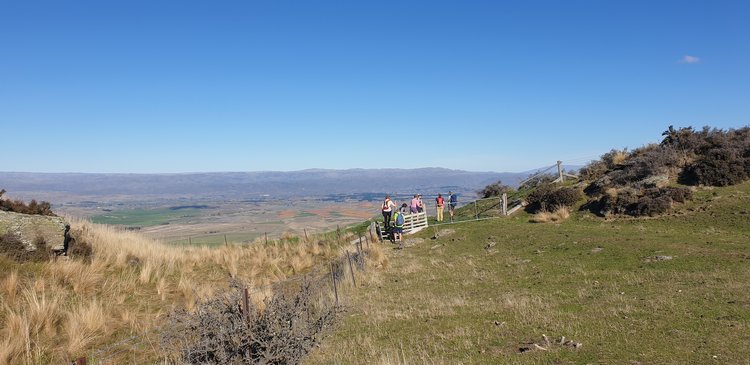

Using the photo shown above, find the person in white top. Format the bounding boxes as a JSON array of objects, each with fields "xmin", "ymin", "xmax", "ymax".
[{"xmin": 381, "ymin": 194, "xmax": 396, "ymax": 228}]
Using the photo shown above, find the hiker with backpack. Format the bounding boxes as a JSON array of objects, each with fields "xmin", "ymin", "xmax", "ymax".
[
  {"xmin": 448, "ymin": 191, "xmax": 458, "ymax": 221},
  {"xmin": 381, "ymin": 195, "xmax": 396, "ymax": 229},
  {"xmin": 392, "ymin": 208, "xmax": 405, "ymax": 247}
]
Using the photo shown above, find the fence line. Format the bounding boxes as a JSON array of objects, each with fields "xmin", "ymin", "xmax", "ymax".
[
  {"xmin": 84, "ymin": 160, "xmax": 577, "ymax": 362},
  {"xmin": 84, "ymin": 229, "xmax": 378, "ymax": 364}
]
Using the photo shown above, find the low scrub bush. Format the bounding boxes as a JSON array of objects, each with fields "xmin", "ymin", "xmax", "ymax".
[
  {"xmin": 583, "ymin": 186, "xmax": 689, "ymax": 217},
  {"xmin": 0, "ymin": 189, "xmax": 55, "ymax": 216},
  {"xmin": 681, "ymin": 147, "xmax": 749, "ymax": 186},
  {"xmin": 526, "ymin": 185, "xmax": 582, "ymax": 213},
  {"xmin": 162, "ymin": 278, "xmax": 335, "ymax": 365},
  {"xmin": 580, "ymin": 149, "xmax": 629, "ymax": 181},
  {"xmin": 478, "ymin": 181, "xmax": 513, "ymax": 198},
  {"xmin": 633, "ymin": 195, "xmax": 672, "ymax": 217},
  {"xmin": 0, "ymin": 234, "xmax": 49, "ymax": 262},
  {"xmin": 585, "ymin": 126, "xmax": 749, "ymax": 189},
  {"xmin": 609, "ymin": 144, "xmax": 680, "ymax": 186}
]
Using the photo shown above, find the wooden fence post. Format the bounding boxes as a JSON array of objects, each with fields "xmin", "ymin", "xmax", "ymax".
[
  {"xmin": 557, "ymin": 160, "xmax": 564, "ymax": 183},
  {"xmin": 346, "ymin": 250, "xmax": 357, "ymax": 287},
  {"xmin": 188, "ymin": 236, "xmax": 192, "ymax": 245},
  {"xmin": 224, "ymin": 234, "xmax": 228, "ymax": 246},
  {"xmin": 264, "ymin": 232, "xmax": 268, "ymax": 244},
  {"xmin": 474, "ymin": 200, "xmax": 479, "ymax": 220},
  {"xmin": 243, "ymin": 287, "xmax": 250, "ymax": 322},
  {"xmin": 304, "ymin": 228, "xmax": 308, "ymax": 242},
  {"xmin": 502, "ymin": 193, "xmax": 508, "ymax": 216},
  {"xmin": 330, "ymin": 263, "xmax": 339, "ymax": 306}
]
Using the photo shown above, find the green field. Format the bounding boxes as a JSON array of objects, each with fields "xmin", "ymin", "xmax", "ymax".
[
  {"xmin": 305, "ymin": 182, "xmax": 750, "ymax": 364},
  {"xmin": 89, "ymin": 207, "xmax": 208, "ymax": 227}
]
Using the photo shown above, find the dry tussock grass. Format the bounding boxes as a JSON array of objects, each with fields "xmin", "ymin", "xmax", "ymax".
[
  {"xmin": 0, "ymin": 216, "xmax": 365, "ymax": 364},
  {"xmin": 612, "ymin": 150, "xmax": 629, "ymax": 165},
  {"xmin": 65, "ymin": 299, "xmax": 106, "ymax": 355},
  {"xmin": 529, "ymin": 206, "xmax": 571, "ymax": 223},
  {"xmin": 1, "ymin": 271, "xmax": 19, "ymax": 305}
]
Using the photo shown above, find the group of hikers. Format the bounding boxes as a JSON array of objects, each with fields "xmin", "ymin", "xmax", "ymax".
[{"xmin": 381, "ymin": 191, "xmax": 457, "ymax": 247}]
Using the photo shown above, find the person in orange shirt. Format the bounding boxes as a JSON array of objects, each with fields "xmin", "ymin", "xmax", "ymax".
[{"xmin": 435, "ymin": 194, "xmax": 445, "ymax": 222}]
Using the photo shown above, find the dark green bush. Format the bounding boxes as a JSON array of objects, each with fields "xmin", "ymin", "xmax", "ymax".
[
  {"xmin": 526, "ymin": 185, "xmax": 582, "ymax": 213},
  {"xmin": 682, "ymin": 147, "xmax": 748, "ymax": 186},
  {"xmin": 634, "ymin": 195, "xmax": 672, "ymax": 216},
  {"xmin": 609, "ymin": 144, "xmax": 680, "ymax": 186},
  {"xmin": 646, "ymin": 186, "xmax": 693, "ymax": 203},
  {"xmin": 585, "ymin": 186, "xmax": 689, "ymax": 217}
]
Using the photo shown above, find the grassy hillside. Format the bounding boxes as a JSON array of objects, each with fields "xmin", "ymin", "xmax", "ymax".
[
  {"xmin": 0, "ymin": 216, "xmax": 386, "ymax": 364},
  {"xmin": 305, "ymin": 181, "xmax": 750, "ymax": 364}
]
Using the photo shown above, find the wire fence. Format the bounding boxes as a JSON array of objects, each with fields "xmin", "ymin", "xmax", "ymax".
[
  {"xmin": 82, "ymin": 231, "xmax": 377, "ymax": 365},
  {"xmin": 81, "ymin": 160, "xmax": 580, "ymax": 363}
]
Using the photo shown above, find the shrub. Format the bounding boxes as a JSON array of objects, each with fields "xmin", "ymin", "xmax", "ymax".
[
  {"xmin": 585, "ymin": 186, "xmax": 689, "ymax": 217},
  {"xmin": 580, "ymin": 149, "xmax": 629, "ymax": 181},
  {"xmin": 0, "ymin": 233, "xmax": 49, "ymax": 262},
  {"xmin": 633, "ymin": 196, "xmax": 672, "ymax": 217},
  {"xmin": 646, "ymin": 186, "xmax": 693, "ymax": 203},
  {"xmin": 596, "ymin": 188, "xmax": 640, "ymax": 216},
  {"xmin": 478, "ymin": 181, "xmax": 514, "ymax": 198},
  {"xmin": 526, "ymin": 185, "xmax": 582, "ymax": 213},
  {"xmin": 162, "ymin": 278, "xmax": 335, "ymax": 365},
  {"xmin": 661, "ymin": 125, "xmax": 708, "ymax": 152},
  {"xmin": 68, "ymin": 234, "xmax": 93, "ymax": 263},
  {"xmin": 682, "ymin": 147, "xmax": 748, "ymax": 186},
  {"xmin": 0, "ymin": 190, "xmax": 55, "ymax": 216},
  {"xmin": 610, "ymin": 144, "xmax": 680, "ymax": 186}
]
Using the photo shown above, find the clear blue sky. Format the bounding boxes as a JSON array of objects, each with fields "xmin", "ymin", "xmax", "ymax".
[{"xmin": 2, "ymin": 0, "xmax": 748, "ymax": 173}]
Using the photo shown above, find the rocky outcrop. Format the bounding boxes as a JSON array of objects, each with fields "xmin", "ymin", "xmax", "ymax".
[{"xmin": 0, "ymin": 210, "xmax": 67, "ymax": 251}]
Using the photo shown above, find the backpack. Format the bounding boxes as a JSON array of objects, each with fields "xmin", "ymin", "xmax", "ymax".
[{"xmin": 395, "ymin": 212, "xmax": 405, "ymax": 226}]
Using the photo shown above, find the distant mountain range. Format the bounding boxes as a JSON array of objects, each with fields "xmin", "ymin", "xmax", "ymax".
[{"xmin": 0, "ymin": 166, "xmax": 581, "ymax": 204}]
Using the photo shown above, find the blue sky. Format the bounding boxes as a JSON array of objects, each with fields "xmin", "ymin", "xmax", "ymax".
[{"xmin": 1, "ymin": 0, "xmax": 748, "ymax": 173}]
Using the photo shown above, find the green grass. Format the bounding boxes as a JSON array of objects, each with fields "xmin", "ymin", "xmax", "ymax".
[
  {"xmin": 305, "ymin": 182, "xmax": 750, "ymax": 364},
  {"xmin": 164, "ymin": 232, "xmax": 263, "ymax": 247},
  {"xmin": 89, "ymin": 207, "xmax": 207, "ymax": 227}
]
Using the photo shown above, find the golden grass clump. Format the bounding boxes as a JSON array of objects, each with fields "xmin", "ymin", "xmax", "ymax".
[
  {"xmin": 45, "ymin": 260, "xmax": 103, "ymax": 294},
  {"xmin": 612, "ymin": 150, "xmax": 629, "ymax": 165},
  {"xmin": 530, "ymin": 206, "xmax": 571, "ymax": 223},
  {"xmin": 65, "ymin": 299, "xmax": 106, "ymax": 355},
  {"xmin": 1, "ymin": 271, "xmax": 20, "ymax": 305}
]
